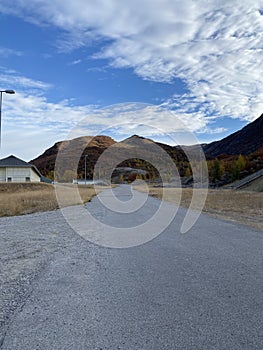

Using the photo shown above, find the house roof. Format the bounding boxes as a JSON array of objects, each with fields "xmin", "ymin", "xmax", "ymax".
[
  {"xmin": 0, "ymin": 155, "xmax": 42, "ymax": 177},
  {"xmin": 0, "ymin": 155, "xmax": 32, "ymax": 167}
]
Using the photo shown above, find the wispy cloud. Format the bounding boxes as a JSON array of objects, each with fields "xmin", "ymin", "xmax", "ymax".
[
  {"xmin": 1, "ymin": 94, "xmax": 209, "ymax": 160},
  {"xmin": 1, "ymin": 0, "xmax": 262, "ymax": 122},
  {"xmin": 0, "ymin": 67, "xmax": 51, "ymax": 91},
  {"xmin": 0, "ymin": 47, "xmax": 23, "ymax": 58},
  {"xmin": 68, "ymin": 59, "xmax": 82, "ymax": 65},
  {"xmin": 1, "ymin": 92, "xmax": 96, "ymax": 160}
]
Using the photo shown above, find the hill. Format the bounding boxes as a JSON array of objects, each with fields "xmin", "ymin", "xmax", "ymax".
[
  {"xmin": 31, "ymin": 135, "xmax": 116, "ymax": 179},
  {"xmin": 31, "ymin": 134, "xmax": 188, "ymax": 181},
  {"xmin": 203, "ymin": 113, "xmax": 263, "ymax": 156},
  {"xmin": 30, "ymin": 113, "xmax": 263, "ymax": 185}
]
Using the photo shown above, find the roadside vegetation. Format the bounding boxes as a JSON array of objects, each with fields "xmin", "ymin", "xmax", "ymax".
[
  {"xmin": 134, "ymin": 185, "xmax": 263, "ymax": 230},
  {"xmin": 1, "ymin": 182, "xmax": 262, "ymax": 231},
  {"xmin": 205, "ymin": 150, "xmax": 263, "ymax": 186},
  {"xmin": 0, "ymin": 183, "xmax": 104, "ymax": 217}
]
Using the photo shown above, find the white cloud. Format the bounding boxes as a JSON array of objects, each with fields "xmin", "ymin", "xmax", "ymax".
[
  {"xmin": 0, "ymin": 67, "xmax": 51, "ymax": 91},
  {"xmin": 68, "ymin": 59, "xmax": 82, "ymax": 65},
  {"xmin": 1, "ymin": 92, "xmax": 96, "ymax": 160},
  {"xmin": 0, "ymin": 67, "xmax": 206, "ymax": 159},
  {"xmin": 1, "ymin": 95, "xmax": 208, "ymax": 160},
  {"xmin": 1, "ymin": 0, "xmax": 262, "ymax": 123},
  {"xmin": 0, "ymin": 47, "xmax": 22, "ymax": 58}
]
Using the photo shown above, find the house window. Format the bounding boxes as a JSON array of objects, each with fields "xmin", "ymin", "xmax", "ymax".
[
  {"xmin": 7, "ymin": 177, "xmax": 12, "ymax": 182},
  {"xmin": 25, "ymin": 177, "xmax": 30, "ymax": 182}
]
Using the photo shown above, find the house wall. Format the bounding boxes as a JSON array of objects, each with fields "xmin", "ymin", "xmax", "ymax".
[
  {"xmin": 0, "ymin": 168, "xmax": 6, "ymax": 182},
  {"xmin": 30, "ymin": 168, "xmax": 41, "ymax": 182},
  {"xmin": 6, "ymin": 167, "xmax": 31, "ymax": 182},
  {"xmin": 0, "ymin": 167, "xmax": 41, "ymax": 182}
]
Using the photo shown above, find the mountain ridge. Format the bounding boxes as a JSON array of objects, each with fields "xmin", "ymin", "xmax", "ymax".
[
  {"xmin": 203, "ymin": 113, "xmax": 263, "ymax": 156},
  {"xmin": 30, "ymin": 113, "xmax": 263, "ymax": 182}
]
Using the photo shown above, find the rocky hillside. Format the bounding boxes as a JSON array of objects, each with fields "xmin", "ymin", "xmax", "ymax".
[
  {"xmin": 203, "ymin": 113, "xmax": 263, "ymax": 156},
  {"xmin": 31, "ymin": 135, "xmax": 116, "ymax": 179},
  {"xmin": 30, "ymin": 113, "xmax": 263, "ymax": 184},
  {"xmin": 31, "ymin": 134, "xmax": 188, "ymax": 181}
]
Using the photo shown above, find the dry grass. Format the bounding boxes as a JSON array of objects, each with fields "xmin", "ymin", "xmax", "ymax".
[
  {"xmin": 0, "ymin": 183, "xmax": 108, "ymax": 217},
  {"xmin": 134, "ymin": 185, "xmax": 263, "ymax": 230},
  {"xmin": 1, "ymin": 183, "xmax": 262, "ymax": 230}
]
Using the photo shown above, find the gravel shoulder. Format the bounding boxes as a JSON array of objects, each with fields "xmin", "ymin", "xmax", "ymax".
[{"xmin": 0, "ymin": 209, "xmax": 81, "ymax": 346}]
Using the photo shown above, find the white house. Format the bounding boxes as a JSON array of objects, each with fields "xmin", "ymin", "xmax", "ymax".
[{"xmin": 0, "ymin": 155, "xmax": 42, "ymax": 183}]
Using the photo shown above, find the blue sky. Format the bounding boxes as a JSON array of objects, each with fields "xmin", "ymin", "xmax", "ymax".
[{"xmin": 0, "ymin": 1, "xmax": 262, "ymax": 161}]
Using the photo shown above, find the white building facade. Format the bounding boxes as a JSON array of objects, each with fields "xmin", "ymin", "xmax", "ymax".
[{"xmin": 0, "ymin": 155, "xmax": 41, "ymax": 183}]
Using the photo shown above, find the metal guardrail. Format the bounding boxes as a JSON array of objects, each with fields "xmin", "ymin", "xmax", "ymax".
[{"xmin": 233, "ymin": 168, "xmax": 263, "ymax": 189}]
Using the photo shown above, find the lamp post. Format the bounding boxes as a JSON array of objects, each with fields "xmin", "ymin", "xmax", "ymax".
[
  {"xmin": 200, "ymin": 149, "xmax": 203, "ymax": 187},
  {"xmin": 84, "ymin": 155, "xmax": 88, "ymax": 185},
  {"xmin": 0, "ymin": 89, "xmax": 15, "ymax": 148}
]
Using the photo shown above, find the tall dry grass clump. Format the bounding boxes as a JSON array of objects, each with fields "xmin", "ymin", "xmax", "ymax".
[{"xmin": 0, "ymin": 183, "xmax": 102, "ymax": 217}]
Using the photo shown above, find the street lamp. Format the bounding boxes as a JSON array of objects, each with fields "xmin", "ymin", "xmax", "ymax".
[
  {"xmin": 0, "ymin": 89, "xmax": 15, "ymax": 148},
  {"xmin": 84, "ymin": 154, "xmax": 88, "ymax": 185}
]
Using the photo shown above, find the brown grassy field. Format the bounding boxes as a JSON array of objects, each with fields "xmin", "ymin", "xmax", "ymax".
[
  {"xmin": 0, "ymin": 183, "xmax": 262, "ymax": 230},
  {"xmin": 134, "ymin": 185, "xmax": 263, "ymax": 230},
  {"xmin": 0, "ymin": 183, "xmax": 106, "ymax": 217}
]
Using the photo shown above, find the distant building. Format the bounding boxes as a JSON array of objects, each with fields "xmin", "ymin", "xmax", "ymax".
[{"xmin": 0, "ymin": 155, "xmax": 42, "ymax": 183}]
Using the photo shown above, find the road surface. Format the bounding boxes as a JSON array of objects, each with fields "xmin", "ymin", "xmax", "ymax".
[{"xmin": 0, "ymin": 185, "xmax": 262, "ymax": 349}]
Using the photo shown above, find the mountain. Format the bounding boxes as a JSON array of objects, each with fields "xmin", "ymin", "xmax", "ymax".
[
  {"xmin": 30, "ymin": 134, "xmax": 188, "ymax": 180},
  {"xmin": 31, "ymin": 135, "xmax": 116, "ymax": 178},
  {"xmin": 203, "ymin": 113, "xmax": 263, "ymax": 156},
  {"xmin": 30, "ymin": 114, "xmax": 263, "ymax": 182}
]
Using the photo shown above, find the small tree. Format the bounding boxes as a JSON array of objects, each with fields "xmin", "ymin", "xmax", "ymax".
[
  {"xmin": 46, "ymin": 170, "xmax": 54, "ymax": 181},
  {"xmin": 231, "ymin": 155, "xmax": 247, "ymax": 181},
  {"xmin": 231, "ymin": 163, "xmax": 239, "ymax": 181},
  {"xmin": 185, "ymin": 166, "xmax": 192, "ymax": 178},
  {"xmin": 61, "ymin": 170, "xmax": 76, "ymax": 183},
  {"xmin": 236, "ymin": 154, "xmax": 247, "ymax": 172},
  {"xmin": 213, "ymin": 159, "xmax": 220, "ymax": 182}
]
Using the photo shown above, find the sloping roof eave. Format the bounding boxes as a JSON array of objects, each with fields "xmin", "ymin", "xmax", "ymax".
[{"xmin": 31, "ymin": 165, "xmax": 42, "ymax": 178}]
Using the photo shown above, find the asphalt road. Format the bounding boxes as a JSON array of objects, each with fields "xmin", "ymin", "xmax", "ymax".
[{"xmin": 1, "ymin": 186, "xmax": 263, "ymax": 349}]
